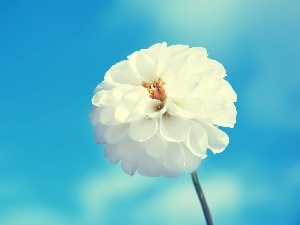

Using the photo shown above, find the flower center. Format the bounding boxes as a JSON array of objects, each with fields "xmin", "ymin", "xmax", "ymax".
[{"xmin": 142, "ymin": 77, "xmax": 166, "ymax": 101}]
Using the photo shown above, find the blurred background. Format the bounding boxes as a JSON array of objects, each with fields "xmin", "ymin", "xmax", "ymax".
[{"xmin": 0, "ymin": 0, "xmax": 299, "ymax": 224}]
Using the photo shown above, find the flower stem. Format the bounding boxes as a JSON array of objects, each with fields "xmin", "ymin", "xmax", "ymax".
[{"xmin": 191, "ymin": 171, "xmax": 213, "ymax": 225}]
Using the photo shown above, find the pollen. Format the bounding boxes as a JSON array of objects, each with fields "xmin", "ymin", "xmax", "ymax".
[{"xmin": 142, "ymin": 77, "xmax": 166, "ymax": 101}]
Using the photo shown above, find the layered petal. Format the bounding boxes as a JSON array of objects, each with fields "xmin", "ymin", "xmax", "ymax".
[
  {"xmin": 104, "ymin": 123, "xmax": 129, "ymax": 144},
  {"xmin": 93, "ymin": 81, "xmax": 116, "ymax": 94},
  {"xmin": 105, "ymin": 60, "xmax": 141, "ymax": 86},
  {"xmin": 160, "ymin": 114, "xmax": 191, "ymax": 142},
  {"xmin": 89, "ymin": 106, "xmax": 101, "ymax": 126},
  {"xmin": 181, "ymin": 144, "xmax": 202, "ymax": 173},
  {"xmin": 128, "ymin": 50, "xmax": 157, "ymax": 82},
  {"xmin": 121, "ymin": 161, "xmax": 138, "ymax": 176},
  {"xmin": 145, "ymin": 134, "xmax": 168, "ymax": 158},
  {"xmin": 184, "ymin": 121, "xmax": 208, "ymax": 157},
  {"xmin": 163, "ymin": 142, "xmax": 185, "ymax": 172},
  {"xmin": 211, "ymin": 103, "xmax": 237, "ymax": 128},
  {"xmin": 168, "ymin": 97, "xmax": 206, "ymax": 118},
  {"xmin": 117, "ymin": 137, "xmax": 142, "ymax": 164},
  {"xmin": 94, "ymin": 124, "xmax": 108, "ymax": 144},
  {"xmin": 98, "ymin": 106, "xmax": 120, "ymax": 126},
  {"xmin": 199, "ymin": 122, "xmax": 229, "ymax": 153},
  {"xmin": 104, "ymin": 144, "xmax": 120, "ymax": 164},
  {"xmin": 129, "ymin": 118, "xmax": 158, "ymax": 142},
  {"xmin": 138, "ymin": 151, "xmax": 163, "ymax": 177}
]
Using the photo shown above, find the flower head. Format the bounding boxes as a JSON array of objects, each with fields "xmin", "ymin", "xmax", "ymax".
[{"xmin": 90, "ymin": 43, "xmax": 237, "ymax": 177}]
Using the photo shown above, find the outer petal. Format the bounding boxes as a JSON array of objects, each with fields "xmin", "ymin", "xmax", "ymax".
[
  {"xmin": 117, "ymin": 138, "xmax": 142, "ymax": 164},
  {"xmin": 94, "ymin": 124, "xmax": 108, "ymax": 144},
  {"xmin": 104, "ymin": 123, "xmax": 129, "ymax": 144},
  {"xmin": 145, "ymin": 134, "xmax": 168, "ymax": 158},
  {"xmin": 104, "ymin": 144, "xmax": 120, "ymax": 164},
  {"xmin": 211, "ymin": 103, "xmax": 237, "ymax": 128},
  {"xmin": 204, "ymin": 95, "xmax": 230, "ymax": 116},
  {"xmin": 199, "ymin": 122, "xmax": 229, "ymax": 153},
  {"xmin": 129, "ymin": 118, "xmax": 158, "ymax": 142},
  {"xmin": 160, "ymin": 114, "xmax": 191, "ymax": 142},
  {"xmin": 137, "ymin": 152, "xmax": 163, "ymax": 177},
  {"xmin": 163, "ymin": 142, "xmax": 185, "ymax": 172},
  {"xmin": 158, "ymin": 45, "xmax": 190, "ymax": 82},
  {"xmin": 105, "ymin": 60, "xmax": 142, "ymax": 86},
  {"xmin": 98, "ymin": 106, "xmax": 120, "ymax": 126},
  {"xmin": 128, "ymin": 50, "xmax": 157, "ymax": 82},
  {"xmin": 196, "ymin": 59, "xmax": 226, "ymax": 79},
  {"xmin": 181, "ymin": 144, "xmax": 202, "ymax": 173},
  {"xmin": 89, "ymin": 106, "xmax": 101, "ymax": 126},
  {"xmin": 93, "ymin": 81, "xmax": 116, "ymax": 94},
  {"xmin": 121, "ymin": 161, "xmax": 138, "ymax": 176},
  {"xmin": 146, "ymin": 42, "xmax": 167, "ymax": 58},
  {"xmin": 187, "ymin": 47, "xmax": 207, "ymax": 72},
  {"xmin": 184, "ymin": 121, "xmax": 208, "ymax": 157},
  {"xmin": 93, "ymin": 88, "xmax": 123, "ymax": 107},
  {"xmin": 218, "ymin": 80, "xmax": 237, "ymax": 102},
  {"xmin": 191, "ymin": 76, "xmax": 223, "ymax": 99},
  {"xmin": 161, "ymin": 168, "xmax": 181, "ymax": 178}
]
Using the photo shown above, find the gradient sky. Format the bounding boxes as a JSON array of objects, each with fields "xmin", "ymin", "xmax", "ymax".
[{"xmin": 1, "ymin": 0, "xmax": 299, "ymax": 224}]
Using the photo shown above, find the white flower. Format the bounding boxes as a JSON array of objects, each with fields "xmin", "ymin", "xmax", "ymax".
[{"xmin": 90, "ymin": 42, "xmax": 237, "ymax": 177}]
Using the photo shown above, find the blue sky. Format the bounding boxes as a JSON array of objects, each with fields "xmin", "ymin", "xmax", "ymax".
[{"xmin": 0, "ymin": 0, "xmax": 299, "ymax": 224}]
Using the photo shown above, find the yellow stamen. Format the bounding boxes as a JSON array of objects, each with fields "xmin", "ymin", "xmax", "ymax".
[{"xmin": 142, "ymin": 77, "xmax": 166, "ymax": 101}]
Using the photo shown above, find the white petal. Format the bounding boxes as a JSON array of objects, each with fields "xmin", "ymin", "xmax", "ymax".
[
  {"xmin": 104, "ymin": 144, "xmax": 120, "ymax": 164},
  {"xmin": 115, "ymin": 102, "xmax": 145, "ymax": 123},
  {"xmin": 184, "ymin": 121, "xmax": 208, "ymax": 157},
  {"xmin": 128, "ymin": 50, "xmax": 157, "ymax": 82},
  {"xmin": 164, "ymin": 80, "xmax": 198, "ymax": 99},
  {"xmin": 104, "ymin": 123, "xmax": 129, "ymax": 144},
  {"xmin": 92, "ymin": 89, "xmax": 122, "ymax": 107},
  {"xmin": 117, "ymin": 138, "xmax": 142, "ymax": 164},
  {"xmin": 187, "ymin": 47, "xmax": 208, "ymax": 70},
  {"xmin": 94, "ymin": 124, "xmax": 108, "ymax": 144},
  {"xmin": 115, "ymin": 87, "xmax": 149, "ymax": 123},
  {"xmin": 160, "ymin": 114, "xmax": 191, "ymax": 142},
  {"xmin": 105, "ymin": 60, "xmax": 141, "ymax": 86},
  {"xmin": 163, "ymin": 142, "xmax": 185, "ymax": 172},
  {"xmin": 211, "ymin": 102, "xmax": 237, "ymax": 128},
  {"xmin": 181, "ymin": 144, "xmax": 202, "ymax": 173},
  {"xmin": 98, "ymin": 106, "xmax": 120, "ymax": 126},
  {"xmin": 205, "ymin": 95, "xmax": 230, "ymax": 115},
  {"xmin": 197, "ymin": 59, "xmax": 226, "ymax": 78},
  {"xmin": 146, "ymin": 42, "xmax": 167, "ymax": 57},
  {"xmin": 121, "ymin": 161, "xmax": 138, "ymax": 176},
  {"xmin": 138, "ymin": 151, "xmax": 163, "ymax": 177},
  {"xmin": 199, "ymin": 122, "xmax": 229, "ymax": 153},
  {"xmin": 91, "ymin": 91, "xmax": 104, "ymax": 107},
  {"xmin": 191, "ymin": 76, "xmax": 223, "ymax": 99},
  {"xmin": 145, "ymin": 134, "xmax": 168, "ymax": 158},
  {"xmin": 219, "ymin": 80, "xmax": 237, "ymax": 102},
  {"xmin": 89, "ymin": 106, "xmax": 101, "ymax": 125},
  {"xmin": 158, "ymin": 45, "xmax": 190, "ymax": 82},
  {"xmin": 129, "ymin": 118, "xmax": 157, "ymax": 142},
  {"xmin": 161, "ymin": 168, "xmax": 181, "ymax": 178},
  {"xmin": 93, "ymin": 81, "xmax": 116, "ymax": 94},
  {"xmin": 168, "ymin": 98, "xmax": 206, "ymax": 118}
]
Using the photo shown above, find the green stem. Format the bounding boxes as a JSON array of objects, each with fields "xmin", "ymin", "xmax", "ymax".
[{"xmin": 191, "ymin": 171, "xmax": 213, "ymax": 225}]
